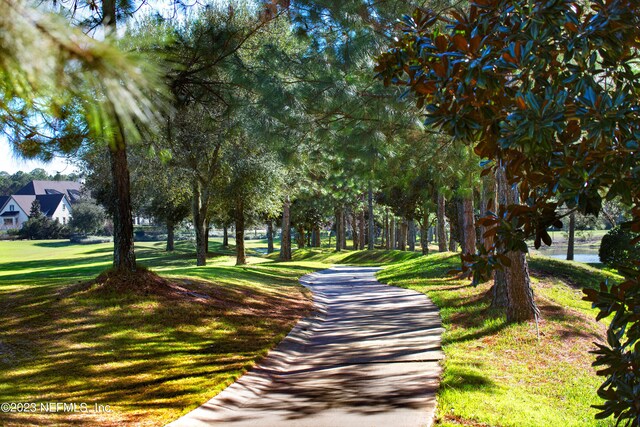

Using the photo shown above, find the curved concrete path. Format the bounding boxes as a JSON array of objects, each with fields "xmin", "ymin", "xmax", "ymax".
[{"xmin": 168, "ymin": 266, "xmax": 444, "ymax": 427}]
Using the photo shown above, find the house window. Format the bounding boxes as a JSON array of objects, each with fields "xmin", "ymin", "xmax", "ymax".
[
  {"xmin": 63, "ymin": 217, "xmax": 66, "ymax": 224},
  {"xmin": 9, "ymin": 204, "xmax": 14, "ymax": 211},
  {"xmin": 62, "ymin": 204, "xmax": 66, "ymax": 211},
  {"xmin": 3, "ymin": 219, "xmax": 12, "ymax": 226}
]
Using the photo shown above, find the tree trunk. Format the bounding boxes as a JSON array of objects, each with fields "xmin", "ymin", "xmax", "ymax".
[
  {"xmin": 335, "ymin": 208, "xmax": 342, "ymax": 252},
  {"xmin": 280, "ymin": 196, "xmax": 291, "ymax": 261},
  {"xmin": 267, "ymin": 220, "xmax": 274, "ymax": 254},
  {"xmin": 480, "ymin": 174, "xmax": 495, "ymax": 251},
  {"xmin": 205, "ymin": 221, "xmax": 210, "ymax": 254},
  {"xmin": 420, "ymin": 213, "xmax": 429, "ymax": 255},
  {"xmin": 312, "ymin": 226, "xmax": 321, "ymax": 247},
  {"xmin": 368, "ymin": 182, "xmax": 375, "ymax": 250},
  {"xmin": 351, "ymin": 212, "xmax": 359, "ymax": 250},
  {"xmin": 384, "ymin": 208, "xmax": 390, "ymax": 249},
  {"xmin": 496, "ymin": 166, "xmax": 539, "ymax": 322},
  {"xmin": 462, "ymin": 195, "xmax": 476, "ymax": 255},
  {"xmin": 192, "ymin": 178, "xmax": 209, "ymax": 266},
  {"xmin": 449, "ymin": 222, "xmax": 457, "ymax": 252},
  {"xmin": 341, "ymin": 209, "xmax": 347, "ymax": 249},
  {"xmin": 567, "ymin": 211, "xmax": 575, "ymax": 261},
  {"xmin": 166, "ymin": 220, "xmax": 175, "ymax": 252},
  {"xmin": 222, "ymin": 225, "xmax": 229, "ymax": 248},
  {"xmin": 109, "ymin": 145, "xmax": 136, "ymax": 271},
  {"xmin": 359, "ymin": 209, "xmax": 366, "ymax": 250},
  {"xmin": 398, "ymin": 219, "xmax": 407, "ymax": 251},
  {"xmin": 390, "ymin": 216, "xmax": 396, "ymax": 249},
  {"xmin": 408, "ymin": 219, "xmax": 416, "ymax": 252},
  {"xmin": 235, "ymin": 201, "xmax": 246, "ymax": 265},
  {"xmin": 296, "ymin": 225, "xmax": 305, "ymax": 249}
]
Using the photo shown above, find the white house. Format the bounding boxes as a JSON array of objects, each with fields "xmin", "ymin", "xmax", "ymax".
[{"xmin": 0, "ymin": 180, "xmax": 80, "ymax": 230}]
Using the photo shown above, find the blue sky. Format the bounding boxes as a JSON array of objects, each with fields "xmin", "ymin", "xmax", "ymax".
[{"xmin": 0, "ymin": 139, "xmax": 77, "ymax": 175}]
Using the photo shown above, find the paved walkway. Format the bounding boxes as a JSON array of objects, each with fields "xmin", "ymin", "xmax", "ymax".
[{"xmin": 168, "ymin": 266, "xmax": 444, "ymax": 427}]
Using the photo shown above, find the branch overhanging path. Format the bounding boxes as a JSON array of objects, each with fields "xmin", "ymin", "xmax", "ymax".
[{"xmin": 168, "ymin": 266, "xmax": 444, "ymax": 427}]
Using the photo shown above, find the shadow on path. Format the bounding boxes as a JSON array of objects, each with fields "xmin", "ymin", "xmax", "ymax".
[{"xmin": 168, "ymin": 266, "xmax": 444, "ymax": 427}]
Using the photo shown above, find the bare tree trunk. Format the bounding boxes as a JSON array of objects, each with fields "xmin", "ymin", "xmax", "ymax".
[
  {"xmin": 222, "ymin": 225, "xmax": 229, "ymax": 248},
  {"xmin": 408, "ymin": 219, "xmax": 416, "ymax": 252},
  {"xmin": 437, "ymin": 193, "xmax": 447, "ymax": 252},
  {"xmin": 398, "ymin": 218, "xmax": 407, "ymax": 251},
  {"xmin": 390, "ymin": 216, "xmax": 396, "ymax": 249},
  {"xmin": 359, "ymin": 209, "xmax": 366, "ymax": 250},
  {"xmin": 496, "ymin": 166, "xmax": 539, "ymax": 322},
  {"xmin": 267, "ymin": 220, "xmax": 274, "ymax": 254},
  {"xmin": 351, "ymin": 212, "xmax": 359, "ymax": 250},
  {"xmin": 480, "ymin": 174, "xmax": 495, "ymax": 251},
  {"xmin": 567, "ymin": 211, "xmax": 575, "ymax": 261},
  {"xmin": 280, "ymin": 196, "xmax": 291, "ymax": 261},
  {"xmin": 420, "ymin": 213, "xmax": 429, "ymax": 255},
  {"xmin": 462, "ymin": 195, "xmax": 476, "ymax": 255},
  {"xmin": 449, "ymin": 222, "xmax": 457, "ymax": 252},
  {"xmin": 166, "ymin": 220, "xmax": 175, "ymax": 252},
  {"xmin": 341, "ymin": 208, "xmax": 347, "ymax": 249},
  {"xmin": 235, "ymin": 202, "xmax": 246, "ymax": 265},
  {"xmin": 296, "ymin": 225, "xmax": 305, "ymax": 249},
  {"xmin": 384, "ymin": 208, "xmax": 390, "ymax": 249},
  {"xmin": 205, "ymin": 221, "xmax": 210, "ymax": 254},
  {"xmin": 312, "ymin": 226, "xmax": 321, "ymax": 247},
  {"xmin": 335, "ymin": 208, "xmax": 342, "ymax": 252},
  {"xmin": 368, "ymin": 182, "xmax": 375, "ymax": 250},
  {"xmin": 192, "ymin": 179, "xmax": 209, "ymax": 266}
]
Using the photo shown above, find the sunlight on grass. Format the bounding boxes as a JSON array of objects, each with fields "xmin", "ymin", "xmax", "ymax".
[
  {"xmin": 0, "ymin": 240, "xmax": 326, "ymax": 426},
  {"xmin": 378, "ymin": 252, "xmax": 613, "ymax": 427}
]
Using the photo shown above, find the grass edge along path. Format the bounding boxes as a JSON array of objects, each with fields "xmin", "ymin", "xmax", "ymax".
[
  {"xmin": 0, "ymin": 240, "xmax": 328, "ymax": 427},
  {"xmin": 377, "ymin": 252, "xmax": 620, "ymax": 427}
]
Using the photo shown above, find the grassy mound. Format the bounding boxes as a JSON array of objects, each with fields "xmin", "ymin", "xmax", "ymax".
[
  {"xmin": 378, "ymin": 252, "xmax": 616, "ymax": 427},
  {"xmin": 0, "ymin": 241, "xmax": 315, "ymax": 426}
]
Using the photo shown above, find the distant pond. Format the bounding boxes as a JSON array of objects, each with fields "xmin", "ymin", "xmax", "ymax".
[{"xmin": 530, "ymin": 245, "xmax": 601, "ymax": 264}]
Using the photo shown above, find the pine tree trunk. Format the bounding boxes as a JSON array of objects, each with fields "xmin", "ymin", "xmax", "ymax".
[
  {"xmin": 267, "ymin": 220, "xmax": 274, "ymax": 254},
  {"xmin": 421, "ymin": 213, "xmax": 429, "ymax": 255},
  {"xmin": 109, "ymin": 145, "xmax": 136, "ymax": 271},
  {"xmin": 222, "ymin": 225, "xmax": 229, "ymax": 248},
  {"xmin": 235, "ymin": 201, "xmax": 246, "ymax": 266},
  {"xmin": 368, "ymin": 182, "xmax": 375, "ymax": 250},
  {"xmin": 351, "ymin": 212, "xmax": 359, "ymax": 250},
  {"xmin": 280, "ymin": 196, "xmax": 291, "ymax": 261},
  {"xmin": 390, "ymin": 216, "xmax": 396, "ymax": 249},
  {"xmin": 462, "ymin": 195, "xmax": 476, "ymax": 255},
  {"xmin": 192, "ymin": 179, "xmax": 209, "ymax": 266},
  {"xmin": 490, "ymin": 271, "xmax": 509, "ymax": 309},
  {"xmin": 399, "ymin": 219, "xmax": 407, "ymax": 251},
  {"xmin": 335, "ymin": 208, "xmax": 342, "ymax": 252},
  {"xmin": 384, "ymin": 208, "xmax": 390, "ymax": 249},
  {"xmin": 449, "ymin": 222, "xmax": 457, "ymax": 252},
  {"xmin": 166, "ymin": 220, "xmax": 175, "ymax": 252},
  {"xmin": 408, "ymin": 219, "xmax": 416, "ymax": 252},
  {"xmin": 340, "ymin": 208, "xmax": 347, "ymax": 249},
  {"xmin": 359, "ymin": 209, "xmax": 366, "ymax": 250},
  {"xmin": 480, "ymin": 174, "xmax": 495, "ymax": 251},
  {"xmin": 437, "ymin": 194, "xmax": 447, "ymax": 252},
  {"xmin": 496, "ymin": 166, "xmax": 539, "ymax": 322},
  {"xmin": 567, "ymin": 211, "xmax": 575, "ymax": 261},
  {"xmin": 205, "ymin": 221, "xmax": 210, "ymax": 254},
  {"xmin": 312, "ymin": 226, "xmax": 321, "ymax": 247},
  {"xmin": 296, "ymin": 225, "xmax": 305, "ymax": 249}
]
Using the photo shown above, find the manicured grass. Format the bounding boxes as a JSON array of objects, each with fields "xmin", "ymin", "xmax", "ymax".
[
  {"xmin": 377, "ymin": 252, "xmax": 615, "ymax": 427},
  {"xmin": 0, "ymin": 240, "xmax": 325, "ymax": 426}
]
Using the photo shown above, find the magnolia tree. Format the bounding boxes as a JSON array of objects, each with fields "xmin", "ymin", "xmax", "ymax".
[{"xmin": 375, "ymin": 0, "xmax": 640, "ymax": 423}]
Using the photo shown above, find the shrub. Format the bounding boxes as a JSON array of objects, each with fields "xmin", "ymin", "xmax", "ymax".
[{"xmin": 599, "ymin": 227, "xmax": 640, "ymax": 272}]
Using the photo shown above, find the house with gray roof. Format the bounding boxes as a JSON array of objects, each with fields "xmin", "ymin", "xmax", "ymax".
[{"xmin": 0, "ymin": 181, "xmax": 79, "ymax": 230}]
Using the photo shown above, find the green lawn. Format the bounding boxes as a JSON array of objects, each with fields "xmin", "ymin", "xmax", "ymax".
[
  {"xmin": 377, "ymin": 252, "xmax": 619, "ymax": 427},
  {"xmin": 0, "ymin": 240, "xmax": 328, "ymax": 426},
  {"xmin": 1, "ymin": 240, "xmax": 618, "ymax": 426}
]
